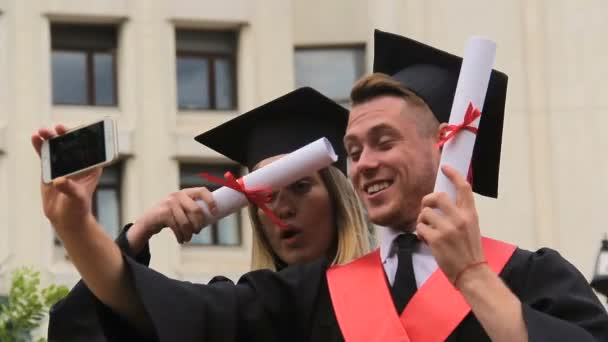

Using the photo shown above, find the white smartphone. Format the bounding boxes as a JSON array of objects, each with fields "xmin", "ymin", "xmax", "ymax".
[{"xmin": 41, "ymin": 117, "xmax": 119, "ymax": 184}]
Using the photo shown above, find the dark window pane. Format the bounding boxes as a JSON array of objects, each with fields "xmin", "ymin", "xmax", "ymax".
[
  {"xmin": 99, "ymin": 163, "xmax": 120, "ymax": 186},
  {"xmin": 52, "ymin": 51, "xmax": 87, "ymax": 105},
  {"xmin": 176, "ymin": 30, "xmax": 237, "ymax": 54},
  {"xmin": 96, "ymin": 188, "xmax": 120, "ymax": 238},
  {"xmin": 294, "ymin": 47, "xmax": 365, "ymax": 103},
  {"xmin": 214, "ymin": 58, "xmax": 235, "ymax": 110},
  {"xmin": 177, "ymin": 57, "xmax": 210, "ymax": 109},
  {"xmin": 94, "ymin": 52, "xmax": 116, "ymax": 105},
  {"xmin": 179, "ymin": 165, "xmax": 210, "ymax": 187},
  {"xmin": 217, "ymin": 214, "xmax": 240, "ymax": 245},
  {"xmin": 180, "ymin": 163, "xmax": 240, "ymax": 190},
  {"xmin": 95, "ymin": 162, "xmax": 122, "ymax": 239},
  {"xmin": 52, "ymin": 24, "xmax": 117, "ymax": 50},
  {"xmin": 175, "ymin": 29, "xmax": 238, "ymax": 111},
  {"xmin": 51, "ymin": 23, "xmax": 118, "ymax": 107}
]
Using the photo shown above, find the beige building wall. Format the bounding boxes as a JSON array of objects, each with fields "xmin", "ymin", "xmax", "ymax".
[{"xmin": 0, "ymin": 0, "xmax": 606, "ymax": 307}]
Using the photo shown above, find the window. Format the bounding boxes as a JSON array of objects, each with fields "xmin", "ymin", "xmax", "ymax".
[
  {"xmin": 294, "ymin": 46, "xmax": 365, "ymax": 104},
  {"xmin": 54, "ymin": 162, "xmax": 123, "ymax": 245},
  {"xmin": 51, "ymin": 23, "xmax": 118, "ymax": 106},
  {"xmin": 176, "ymin": 30, "xmax": 237, "ymax": 110},
  {"xmin": 94, "ymin": 162, "xmax": 123, "ymax": 238},
  {"xmin": 179, "ymin": 163, "xmax": 241, "ymax": 246}
]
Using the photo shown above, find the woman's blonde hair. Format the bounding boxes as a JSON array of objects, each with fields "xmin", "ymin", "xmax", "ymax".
[{"xmin": 249, "ymin": 165, "xmax": 373, "ymax": 271}]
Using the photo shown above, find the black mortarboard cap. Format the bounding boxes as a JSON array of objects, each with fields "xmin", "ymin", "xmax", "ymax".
[
  {"xmin": 373, "ymin": 29, "xmax": 508, "ymax": 198},
  {"xmin": 194, "ymin": 87, "xmax": 349, "ymax": 173}
]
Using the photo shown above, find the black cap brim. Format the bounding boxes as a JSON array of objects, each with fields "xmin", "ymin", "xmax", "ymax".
[{"xmin": 194, "ymin": 87, "xmax": 349, "ymax": 174}]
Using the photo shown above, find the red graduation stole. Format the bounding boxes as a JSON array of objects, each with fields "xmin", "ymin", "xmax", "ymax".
[{"xmin": 326, "ymin": 237, "xmax": 516, "ymax": 342}]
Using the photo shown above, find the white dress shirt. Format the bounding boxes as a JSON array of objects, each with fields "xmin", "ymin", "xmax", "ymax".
[{"xmin": 379, "ymin": 226, "xmax": 439, "ymax": 288}]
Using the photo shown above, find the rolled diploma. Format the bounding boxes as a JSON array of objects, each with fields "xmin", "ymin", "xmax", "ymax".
[
  {"xmin": 196, "ymin": 137, "xmax": 337, "ymax": 226},
  {"xmin": 434, "ymin": 37, "xmax": 496, "ymax": 200}
]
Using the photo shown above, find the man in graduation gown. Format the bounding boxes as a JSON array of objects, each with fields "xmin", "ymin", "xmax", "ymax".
[
  {"xmin": 323, "ymin": 30, "xmax": 608, "ymax": 341},
  {"xmin": 45, "ymin": 31, "xmax": 608, "ymax": 341}
]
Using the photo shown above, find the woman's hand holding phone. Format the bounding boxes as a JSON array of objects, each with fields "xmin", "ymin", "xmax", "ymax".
[
  {"xmin": 40, "ymin": 117, "xmax": 117, "ymax": 184},
  {"xmin": 32, "ymin": 124, "xmax": 102, "ymax": 232}
]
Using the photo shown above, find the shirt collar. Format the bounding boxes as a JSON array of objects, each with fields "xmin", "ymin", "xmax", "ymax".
[
  {"xmin": 379, "ymin": 225, "xmax": 403, "ymax": 262},
  {"xmin": 378, "ymin": 225, "xmax": 434, "ymax": 263}
]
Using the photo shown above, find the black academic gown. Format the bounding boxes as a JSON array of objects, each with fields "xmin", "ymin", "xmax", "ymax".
[{"xmin": 49, "ymin": 226, "xmax": 608, "ymax": 342}]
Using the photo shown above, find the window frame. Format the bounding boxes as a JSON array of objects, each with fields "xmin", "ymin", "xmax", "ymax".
[
  {"xmin": 179, "ymin": 162, "xmax": 243, "ymax": 247},
  {"xmin": 53, "ymin": 161, "xmax": 123, "ymax": 246},
  {"xmin": 294, "ymin": 44, "xmax": 366, "ymax": 104},
  {"xmin": 92, "ymin": 161, "xmax": 124, "ymax": 238},
  {"xmin": 51, "ymin": 25, "xmax": 119, "ymax": 107},
  {"xmin": 175, "ymin": 30, "xmax": 238, "ymax": 111}
]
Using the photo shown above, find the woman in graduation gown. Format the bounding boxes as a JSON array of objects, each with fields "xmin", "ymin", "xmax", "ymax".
[
  {"xmin": 41, "ymin": 88, "xmax": 371, "ymax": 341},
  {"xmin": 123, "ymin": 86, "xmax": 372, "ymax": 272}
]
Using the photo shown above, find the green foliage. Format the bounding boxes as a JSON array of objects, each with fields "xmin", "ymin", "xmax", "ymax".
[{"xmin": 0, "ymin": 267, "xmax": 69, "ymax": 342}]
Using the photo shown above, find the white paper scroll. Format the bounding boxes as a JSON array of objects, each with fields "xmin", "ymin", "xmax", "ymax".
[
  {"xmin": 195, "ymin": 137, "xmax": 338, "ymax": 226},
  {"xmin": 434, "ymin": 37, "xmax": 496, "ymax": 200}
]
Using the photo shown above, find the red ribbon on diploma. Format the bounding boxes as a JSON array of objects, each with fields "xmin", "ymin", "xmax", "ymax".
[
  {"xmin": 436, "ymin": 102, "xmax": 481, "ymax": 184},
  {"xmin": 436, "ymin": 102, "xmax": 481, "ymax": 149},
  {"xmin": 198, "ymin": 172, "xmax": 287, "ymax": 229}
]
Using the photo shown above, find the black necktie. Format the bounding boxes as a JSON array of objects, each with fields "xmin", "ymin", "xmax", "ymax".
[{"xmin": 390, "ymin": 233, "xmax": 419, "ymax": 314}]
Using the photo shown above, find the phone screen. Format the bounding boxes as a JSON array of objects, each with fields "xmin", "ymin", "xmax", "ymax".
[{"xmin": 49, "ymin": 121, "xmax": 106, "ymax": 179}]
